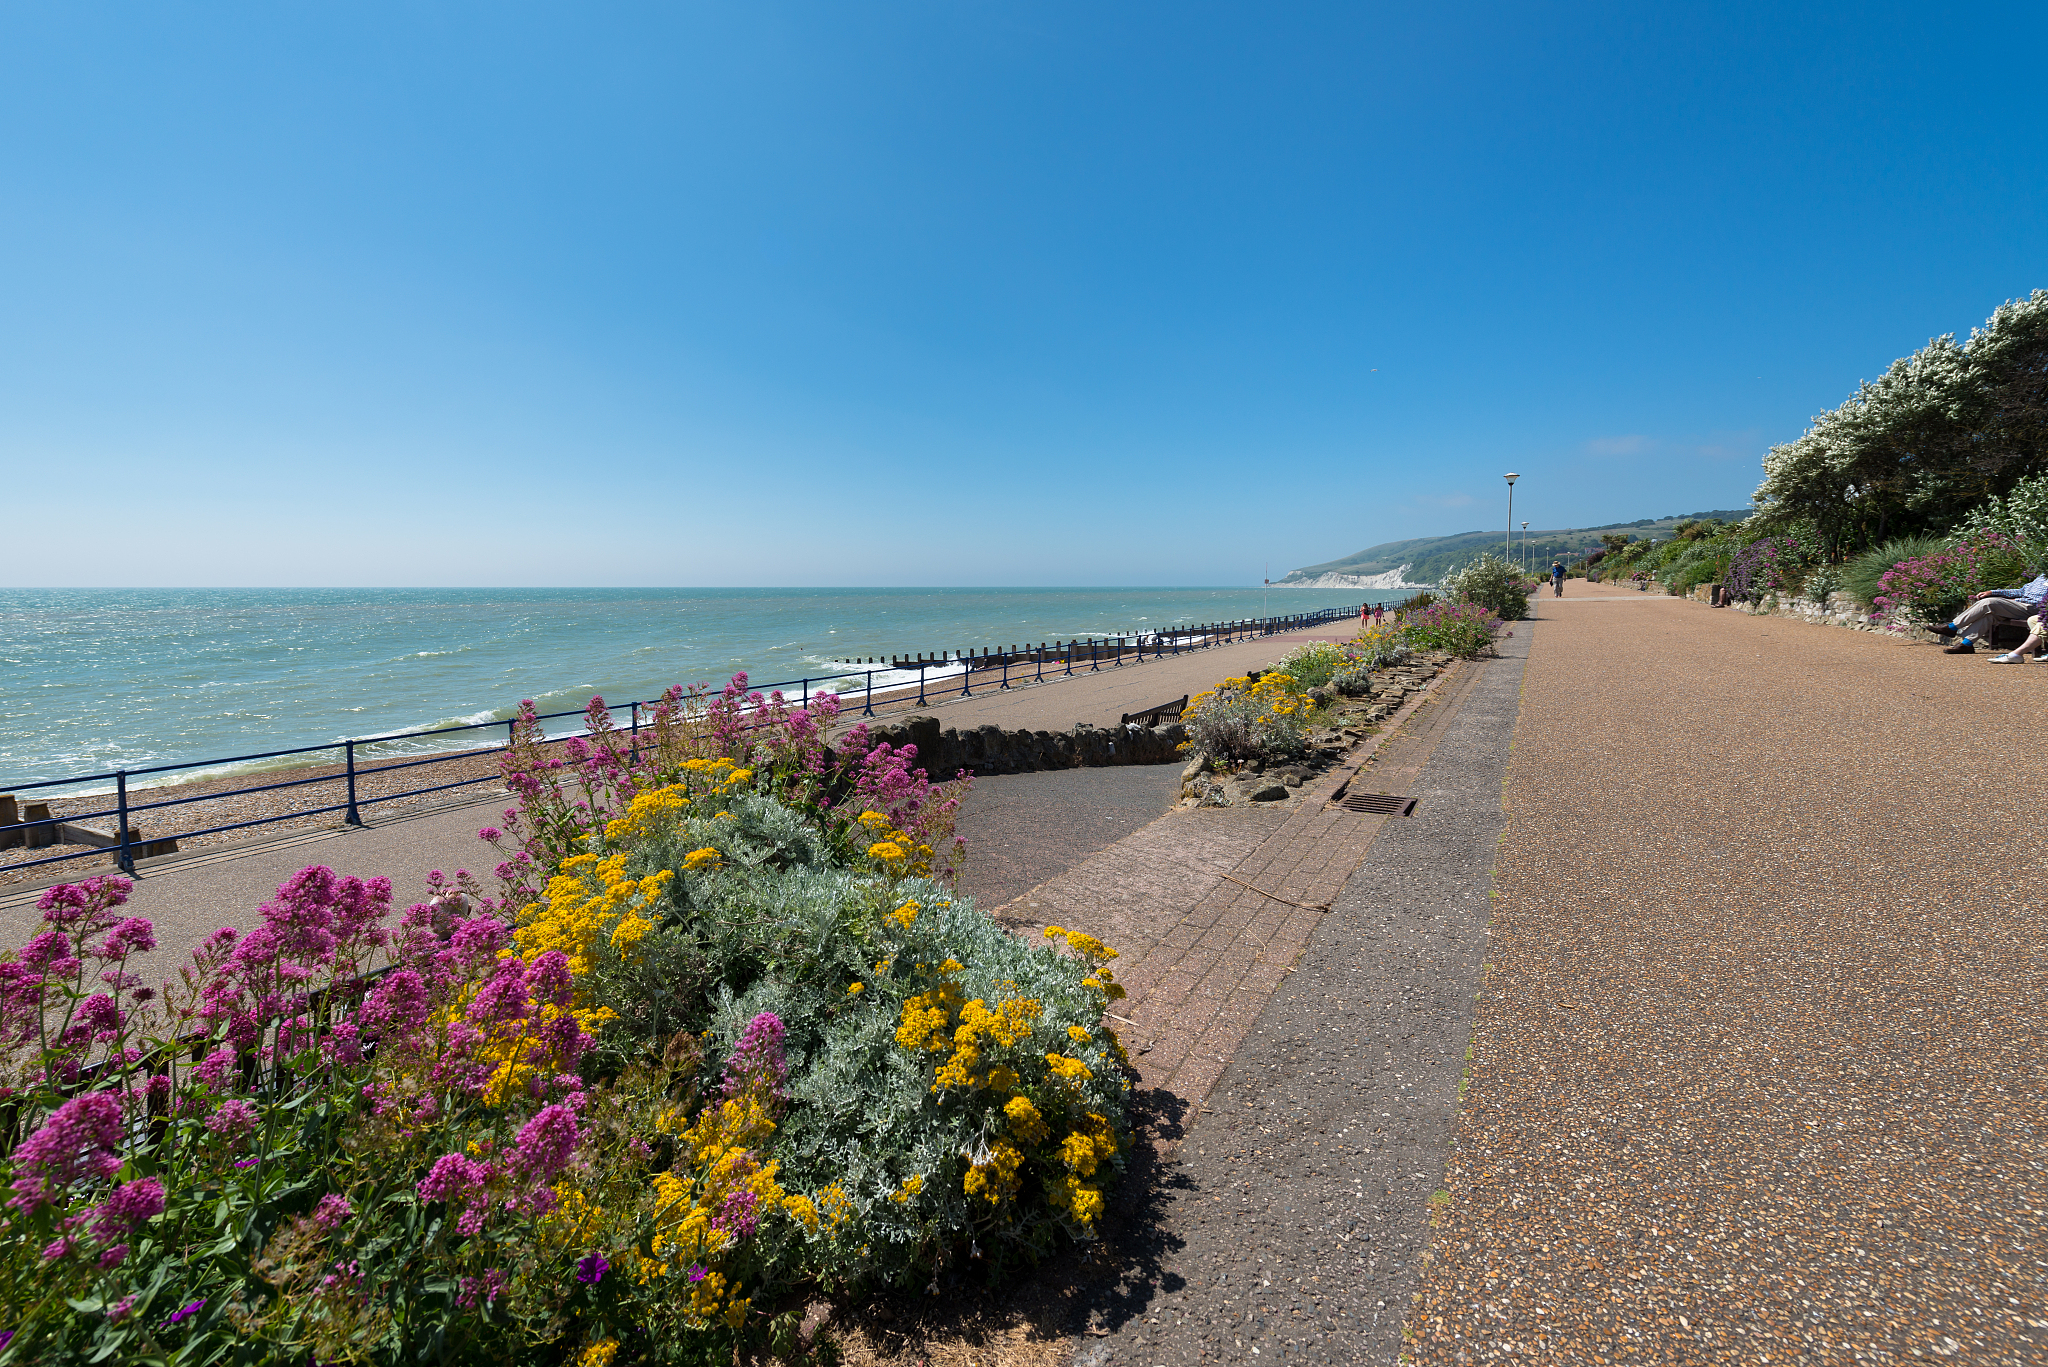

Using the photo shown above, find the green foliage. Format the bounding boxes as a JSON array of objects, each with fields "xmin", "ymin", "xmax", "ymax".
[
  {"xmin": 1958, "ymin": 469, "xmax": 2048, "ymax": 546},
  {"xmin": 1438, "ymin": 552, "xmax": 1530, "ymax": 622}
]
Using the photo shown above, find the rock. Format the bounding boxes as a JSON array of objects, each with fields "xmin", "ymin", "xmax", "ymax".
[
  {"xmin": 1274, "ymin": 766, "xmax": 1308, "ymax": 787},
  {"xmin": 1180, "ymin": 755, "xmax": 1208, "ymax": 785},
  {"xmin": 1248, "ymin": 782, "xmax": 1290, "ymax": 802}
]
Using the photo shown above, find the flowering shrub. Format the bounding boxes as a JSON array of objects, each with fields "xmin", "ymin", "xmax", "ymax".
[
  {"xmin": 0, "ymin": 675, "xmax": 1120, "ymax": 1365},
  {"xmin": 1381, "ymin": 601, "xmax": 1502, "ymax": 658},
  {"xmin": 1871, "ymin": 529, "xmax": 2037, "ymax": 624},
  {"xmin": 1180, "ymin": 671, "xmax": 1318, "ymax": 763},
  {"xmin": 1271, "ymin": 641, "xmax": 1352, "ymax": 690},
  {"xmin": 1725, "ymin": 532, "xmax": 1819, "ymax": 602},
  {"xmin": 1437, "ymin": 552, "xmax": 1531, "ymax": 622}
]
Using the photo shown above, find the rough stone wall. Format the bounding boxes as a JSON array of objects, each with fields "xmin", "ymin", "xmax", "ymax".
[
  {"xmin": 1730, "ymin": 590, "xmax": 1935, "ymax": 641},
  {"xmin": 849, "ymin": 714, "xmax": 1190, "ymax": 777}
]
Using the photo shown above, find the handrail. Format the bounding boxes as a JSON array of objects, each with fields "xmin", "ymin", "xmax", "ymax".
[{"xmin": 1, "ymin": 603, "xmax": 1367, "ymax": 877}]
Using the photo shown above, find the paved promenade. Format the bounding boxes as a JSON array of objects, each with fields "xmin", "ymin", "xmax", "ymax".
[{"xmin": 1413, "ymin": 595, "xmax": 2045, "ymax": 1364}]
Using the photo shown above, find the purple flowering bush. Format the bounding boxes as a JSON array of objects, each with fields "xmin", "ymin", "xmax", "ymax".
[
  {"xmin": 1725, "ymin": 533, "xmax": 1819, "ymax": 603},
  {"xmin": 0, "ymin": 674, "xmax": 1128, "ymax": 1365},
  {"xmin": 1385, "ymin": 601, "xmax": 1503, "ymax": 658}
]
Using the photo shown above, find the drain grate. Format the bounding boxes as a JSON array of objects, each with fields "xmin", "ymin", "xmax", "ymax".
[{"xmin": 1335, "ymin": 790, "xmax": 1417, "ymax": 816}]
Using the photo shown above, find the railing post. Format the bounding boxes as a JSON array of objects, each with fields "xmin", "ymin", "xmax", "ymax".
[
  {"xmin": 1035, "ymin": 644, "xmax": 1045, "ymax": 682},
  {"xmin": 115, "ymin": 770, "xmax": 135, "ymax": 875},
  {"xmin": 1000, "ymin": 648, "xmax": 1010, "ymax": 690},
  {"xmin": 344, "ymin": 740, "xmax": 363, "ymax": 827},
  {"xmin": 1091, "ymin": 639, "xmax": 1099, "ymax": 671},
  {"xmin": 863, "ymin": 669, "xmax": 876, "ymax": 717},
  {"xmin": 959, "ymin": 652, "xmax": 973, "ymax": 698},
  {"xmin": 917, "ymin": 662, "xmax": 929, "ymax": 709},
  {"xmin": 630, "ymin": 702, "xmax": 641, "ymax": 767}
]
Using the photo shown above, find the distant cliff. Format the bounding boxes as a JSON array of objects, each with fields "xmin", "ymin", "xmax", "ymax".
[{"xmin": 1277, "ymin": 508, "xmax": 1750, "ymax": 588}]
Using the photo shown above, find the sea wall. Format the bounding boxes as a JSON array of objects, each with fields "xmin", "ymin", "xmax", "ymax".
[{"xmin": 849, "ymin": 714, "xmax": 1189, "ymax": 777}]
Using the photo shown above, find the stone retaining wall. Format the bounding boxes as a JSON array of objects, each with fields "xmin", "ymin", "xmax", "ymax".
[
  {"xmin": 851, "ymin": 713, "xmax": 1189, "ymax": 777},
  {"xmin": 1730, "ymin": 590, "xmax": 1936, "ymax": 641}
]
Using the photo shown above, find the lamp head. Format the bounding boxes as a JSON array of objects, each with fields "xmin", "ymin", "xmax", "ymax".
[{"xmin": 1504, "ymin": 472, "xmax": 1520, "ymax": 485}]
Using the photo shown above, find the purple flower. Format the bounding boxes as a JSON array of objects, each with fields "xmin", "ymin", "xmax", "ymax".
[
  {"xmin": 687, "ymin": 1263, "xmax": 708, "ymax": 1283},
  {"xmin": 234, "ymin": 1157, "xmax": 259, "ymax": 1169},
  {"xmin": 106, "ymin": 1292, "xmax": 138, "ymax": 1320},
  {"xmin": 159, "ymin": 1298, "xmax": 206, "ymax": 1328},
  {"xmin": 575, "ymin": 1253, "xmax": 610, "ymax": 1285}
]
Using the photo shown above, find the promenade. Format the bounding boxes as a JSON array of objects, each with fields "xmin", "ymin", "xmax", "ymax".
[{"xmin": 1411, "ymin": 591, "xmax": 2045, "ymax": 1364}]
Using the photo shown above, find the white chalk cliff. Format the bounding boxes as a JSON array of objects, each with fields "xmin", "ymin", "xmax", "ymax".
[{"xmin": 1277, "ymin": 564, "xmax": 1432, "ymax": 590}]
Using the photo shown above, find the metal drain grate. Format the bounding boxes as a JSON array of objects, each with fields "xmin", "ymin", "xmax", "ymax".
[{"xmin": 1336, "ymin": 790, "xmax": 1417, "ymax": 816}]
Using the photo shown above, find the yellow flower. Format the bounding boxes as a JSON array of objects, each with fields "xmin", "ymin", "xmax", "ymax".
[
  {"xmin": 1004, "ymin": 1095, "xmax": 1049, "ymax": 1145},
  {"xmin": 783, "ymin": 1193, "xmax": 821, "ymax": 1233},
  {"xmin": 889, "ymin": 1173, "xmax": 924, "ymax": 1204},
  {"xmin": 1067, "ymin": 1024, "xmax": 1091, "ymax": 1043},
  {"xmin": 683, "ymin": 847, "xmax": 721, "ymax": 871},
  {"xmin": 867, "ymin": 840, "xmax": 906, "ymax": 862},
  {"xmin": 886, "ymin": 899, "xmax": 920, "ymax": 929},
  {"xmin": 580, "ymin": 1340, "xmax": 620, "ymax": 1367},
  {"xmin": 1045, "ymin": 1053, "xmax": 1095, "ymax": 1087},
  {"xmin": 847, "ymin": 982, "xmax": 864, "ymax": 995},
  {"xmin": 962, "ymin": 1139, "xmax": 1025, "ymax": 1204},
  {"xmin": 857, "ymin": 810, "xmax": 893, "ymax": 829}
]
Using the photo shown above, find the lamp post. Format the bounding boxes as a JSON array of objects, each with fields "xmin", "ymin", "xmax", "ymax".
[
  {"xmin": 1521, "ymin": 521, "xmax": 1529, "ymax": 575},
  {"xmin": 1504, "ymin": 473, "xmax": 1519, "ymax": 563}
]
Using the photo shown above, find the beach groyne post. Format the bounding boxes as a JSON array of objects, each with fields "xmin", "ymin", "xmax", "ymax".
[
  {"xmin": 343, "ymin": 741, "xmax": 364, "ymax": 828},
  {"xmin": 114, "ymin": 771, "xmax": 135, "ymax": 875}
]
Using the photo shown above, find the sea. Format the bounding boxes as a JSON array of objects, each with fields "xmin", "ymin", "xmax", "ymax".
[{"xmin": 0, "ymin": 587, "xmax": 1384, "ymax": 792}]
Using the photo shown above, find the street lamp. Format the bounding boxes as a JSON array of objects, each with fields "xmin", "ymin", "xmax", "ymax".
[
  {"xmin": 1504, "ymin": 473, "xmax": 1519, "ymax": 562},
  {"xmin": 1521, "ymin": 521, "xmax": 1529, "ymax": 575}
]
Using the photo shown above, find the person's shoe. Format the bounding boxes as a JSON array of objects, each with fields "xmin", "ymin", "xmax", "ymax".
[
  {"xmin": 1932, "ymin": 623, "xmax": 1961, "ymax": 638},
  {"xmin": 1944, "ymin": 639, "xmax": 1976, "ymax": 653},
  {"xmin": 1989, "ymin": 651, "xmax": 2026, "ymax": 663}
]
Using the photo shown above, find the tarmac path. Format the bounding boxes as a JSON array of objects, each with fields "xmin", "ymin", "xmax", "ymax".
[{"xmin": 1412, "ymin": 595, "xmax": 2046, "ymax": 1364}]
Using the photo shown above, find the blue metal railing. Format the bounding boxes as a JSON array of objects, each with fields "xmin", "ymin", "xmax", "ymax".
[{"xmin": 0, "ymin": 604, "xmax": 1365, "ymax": 878}]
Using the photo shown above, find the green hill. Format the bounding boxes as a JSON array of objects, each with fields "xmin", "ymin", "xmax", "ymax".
[{"xmin": 1279, "ymin": 509, "xmax": 1752, "ymax": 587}]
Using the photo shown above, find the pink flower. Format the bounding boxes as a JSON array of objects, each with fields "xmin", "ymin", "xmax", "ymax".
[
  {"xmin": 721, "ymin": 1012, "xmax": 788, "ymax": 1102},
  {"xmin": 206, "ymin": 1098, "xmax": 260, "ymax": 1144},
  {"xmin": 97, "ymin": 916, "xmax": 157, "ymax": 958},
  {"xmin": 91, "ymin": 1177, "xmax": 166, "ymax": 1243},
  {"xmin": 417, "ymin": 1152, "xmax": 490, "ymax": 1206},
  {"xmin": 7, "ymin": 1091, "xmax": 125, "ymax": 1213},
  {"xmin": 509, "ymin": 1103, "xmax": 580, "ymax": 1182},
  {"xmin": 312, "ymin": 1193, "xmax": 353, "ymax": 1231}
]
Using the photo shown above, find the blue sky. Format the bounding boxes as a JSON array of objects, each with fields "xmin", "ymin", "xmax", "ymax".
[{"xmin": 3, "ymin": 2, "xmax": 2043, "ymax": 587}]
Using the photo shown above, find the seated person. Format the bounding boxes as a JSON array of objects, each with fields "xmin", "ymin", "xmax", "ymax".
[
  {"xmin": 1934, "ymin": 572, "xmax": 2048, "ymax": 653},
  {"xmin": 1988, "ymin": 612, "xmax": 2047, "ymax": 664}
]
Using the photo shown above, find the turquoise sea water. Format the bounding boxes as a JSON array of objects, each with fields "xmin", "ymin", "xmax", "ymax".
[{"xmin": 0, "ymin": 587, "xmax": 1379, "ymax": 788}]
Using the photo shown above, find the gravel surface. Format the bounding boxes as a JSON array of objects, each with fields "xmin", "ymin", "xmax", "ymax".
[
  {"xmin": 1063, "ymin": 626, "xmax": 1530, "ymax": 1364},
  {"xmin": 1413, "ymin": 598, "xmax": 2048, "ymax": 1364}
]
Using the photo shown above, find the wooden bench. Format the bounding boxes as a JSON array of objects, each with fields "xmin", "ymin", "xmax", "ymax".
[{"xmin": 1121, "ymin": 695, "xmax": 1189, "ymax": 727}]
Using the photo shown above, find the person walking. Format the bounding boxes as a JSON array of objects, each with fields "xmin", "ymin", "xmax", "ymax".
[{"xmin": 1551, "ymin": 559, "xmax": 1566, "ymax": 597}]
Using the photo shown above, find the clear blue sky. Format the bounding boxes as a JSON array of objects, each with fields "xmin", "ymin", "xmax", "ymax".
[{"xmin": 3, "ymin": 2, "xmax": 2043, "ymax": 587}]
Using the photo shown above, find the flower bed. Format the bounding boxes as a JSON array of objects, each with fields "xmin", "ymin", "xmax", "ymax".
[
  {"xmin": 0, "ymin": 679, "xmax": 1133, "ymax": 1364},
  {"xmin": 1871, "ymin": 529, "xmax": 2036, "ymax": 625}
]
